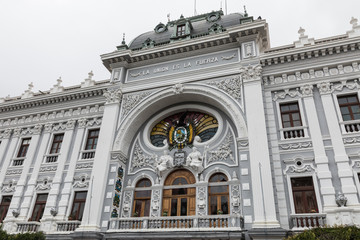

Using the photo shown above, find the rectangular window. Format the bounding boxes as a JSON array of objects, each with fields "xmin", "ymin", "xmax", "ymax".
[
  {"xmin": 291, "ymin": 177, "xmax": 318, "ymax": 213},
  {"xmin": 30, "ymin": 194, "xmax": 48, "ymax": 221},
  {"xmin": 69, "ymin": 191, "xmax": 87, "ymax": 221},
  {"xmin": 85, "ymin": 129, "xmax": 99, "ymax": 150},
  {"xmin": 280, "ymin": 102, "xmax": 302, "ymax": 128},
  {"xmin": 50, "ymin": 134, "xmax": 64, "ymax": 154},
  {"xmin": 177, "ymin": 25, "xmax": 186, "ymax": 36},
  {"xmin": 17, "ymin": 138, "xmax": 31, "ymax": 158},
  {"xmin": 0, "ymin": 196, "xmax": 12, "ymax": 223},
  {"xmin": 338, "ymin": 94, "xmax": 360, "ymax": 121}
]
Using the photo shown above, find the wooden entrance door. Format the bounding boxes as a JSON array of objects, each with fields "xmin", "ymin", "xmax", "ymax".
[{"xmin": 162, "ymin": 169, "xmax": 196, "ymax": 216}]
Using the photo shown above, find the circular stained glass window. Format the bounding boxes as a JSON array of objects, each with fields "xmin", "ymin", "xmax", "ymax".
[{"xmin": 150, "ymin": 111, "xmax": 218, "ymax": 149}]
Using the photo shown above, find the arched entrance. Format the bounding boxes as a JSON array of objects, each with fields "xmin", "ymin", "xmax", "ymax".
[{"xmin": 162, "ymin": 169, "xmax": 196, "ymax": 216}]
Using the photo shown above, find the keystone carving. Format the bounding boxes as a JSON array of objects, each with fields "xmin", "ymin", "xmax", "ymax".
[{"xmin": 239, "ymin": 64, "xmax": 262, "ymax": 81}]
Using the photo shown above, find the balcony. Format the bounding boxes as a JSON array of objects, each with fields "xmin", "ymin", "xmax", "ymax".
[
  {"xmin": 45, "ymin": 153, "xmax": 59, "ymax": 163},
  {"xmin": 12, "ymin": 157, "xmax": 25, "ymax": 166},
  {"xmin": 108, "ymin": 215, "xmax": 243, "ymax": 232},
  {"xmin": 56, "ymin": 220, "xmax": 81, "ymax": 232},
  {"xmin": 290, "ymin": 213, "xmax": 326, "ymax": 229},
  {"xmin": 280, "ymin": 126, "xmax": 308, "ymax": 140},
  {"xmin": 81, "ymin": 150, "xmax": 95, "ymax": 160},
  {"xmin": 16, "ymin": 222, "xmax": 41, "ymax": 233},
  {"xmin": 341, "ymin": 120, "xmax": 360, "ymax": 133}
]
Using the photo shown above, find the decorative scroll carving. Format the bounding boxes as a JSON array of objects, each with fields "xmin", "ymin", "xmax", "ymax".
[
  {"xmin": 207, "ymin": 134, "xmax": 235, "ymax": 163},
  {"xmin": 73, "ymin": 174, "xmax": 89, "ymax": 188},
  {"xmin": 78, "ymin": 118, "xmax": 87, "ymax": 128},
  {"xmin": 0, "ymin": 129, "xmax": 12, "ymax": 139},
  {"xmin": 130, "ymin": 144, "xmax": 156, "ymax": 172},
  {"xmin": 122, "ymin": 191, "xmax": 133, "ymax": 217},
  {"xmin": 239, "ymin": 64, "xmax": 262, "ymax": 81},
  {"xmin": 121, "ymin": 91, "xmax": 151, "ymax": 117},
  {"xmin": 39, "ymin": 166, "xmax": 57, "ymax": 172},
  {"xmin": 36, "ymin": 177, "xmax": 52, "ymax": 191},
  {"xmin": 208, "ymin": 76, "xmax": 242, "ymax": 100},
  {"xmin": 317, "ymin": 81, "xmax": 333, "ymax": 95},
  {"xmin": 221, "ymin": 53, "xmax": 236, "ymax": 60},
  {"xmin": 1, "ymin": 180, "xmax": 16, "ymax": 193},
  {"xmin": 231, "ymin": 185, "xmax": 241, "ymax": 214},
  {"xmin": 343, "ymin": 137, "xmax": 360, "ymax": 144},
  {"xmin": 86, "ymin": 118, "xmax": 102, "ymax": 127},
  {"xmin": 151, "ymin": 189, "xmax": 161, "ymax": 217},
  {"xmin": 279, "ymin": 141, "xmax": 312, "ymax": 150},
  {"xmin": 111, "ymin": 152, "xmax": 128, "ymax": 165},
  {"xmin": 6, "ymin": 169, "xmax": 22, "ymax": 175},
  {"xmin": 197, "ymin": 186, "xmax": 207, "ymax": 216},
  {"xmin": 104, "ymin": 88, "xmax": 123, "ymax": 104},
  {"xmin": 273, "ymin": 88, "xmax": 301, "ymax": 101},
  {"xmin": 75, "ymin": 162, "xmax": 93, "ymax": 169}
]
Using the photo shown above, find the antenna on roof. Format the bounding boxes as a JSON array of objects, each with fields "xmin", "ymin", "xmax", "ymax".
[
  {"xmin": 167, "ymin": 13, "xmax": 170, "ymax": 22},
  {"xmin": 194, "ymin": 0, "xmax": 197, "ymax": 16},
  {"xmin": 122, "ymin": 33, "xmax": 126, "ymax": 45}
]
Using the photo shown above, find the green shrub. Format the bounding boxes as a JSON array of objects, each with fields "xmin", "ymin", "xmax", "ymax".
[
  {"xmin": 286, "ymin": 226, "xmax": 360, "ymax": 240},
  {"xmin": 0, "ymin": 227, "xmax": 45, "ymax": 240}
]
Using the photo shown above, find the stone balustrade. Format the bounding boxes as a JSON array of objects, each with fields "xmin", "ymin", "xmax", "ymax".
[
  {"xmin": 280, "ymin": 126, "xmax": 308, "ymax": 140},
  {"xmin": 290, "ymin": 213, "xmax": 326, "ymax": 229},
  {"xmin": 16, "ymin": 222, "xmax": 41, "ymax": 233},
  {"xmin": 108, "ymin": 215, "xmax": 243, "ymax": 231},
  {"xmin": 56, "ymin": 220, "xmax": 81, "ymax": 232}
]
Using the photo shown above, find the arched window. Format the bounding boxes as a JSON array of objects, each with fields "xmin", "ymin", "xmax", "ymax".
[
  {"xmin": 208, "ymin": 173, "xmax": 229, "ymax": 215},
  {"xmin": 133, "ymin": 179, "xmax": 151, "ymax": 217},
  {"xmin": 162, "ymin": 170, "xmax": 196, "ymax": 216}
]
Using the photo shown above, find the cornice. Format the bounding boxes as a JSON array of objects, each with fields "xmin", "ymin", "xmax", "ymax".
[
  {"xmin": 101, "ymin": 20, "xmax": 268, "ymax": 71},
  {"xmin": 261, "ymin": 36, "xmax": 360, "ymax": 67},
  {"xmin": 0, "ymin": 85, "xmax": 109, "ymax": 114}
]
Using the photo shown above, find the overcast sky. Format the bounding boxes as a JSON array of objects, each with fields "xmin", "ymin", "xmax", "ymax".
[{"xmin": 0, "ymin": 0, "xmax": 359, "ymax": 98}]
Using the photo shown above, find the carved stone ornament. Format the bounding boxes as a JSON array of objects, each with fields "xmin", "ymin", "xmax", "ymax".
[
  {"xmin": 332, "ymin": 79, "xmax": 360, "ymax": 92},
  {"xmin": 343, "ymin": 137, "xmax": 360, "ymax": 144},
  {"xmin": 239, "ymin": 64, "xmax": 262, "ymax": 81},
  {"xmin": 77, "ymin": 118, "xmax": 87, "ymax": 128},
  {"xmin": 39, "ymin": 165, "xmax": 57, "ymax": 172},
  {"xmin": 207, "ymin": 133, "xmax": 235, "ymax": 164},
  {"xmin": 156, "ymin": 150, "xmax": 173, "ymax": 178},
  {"xmin": 32, "ymin": 124, "xmax": 43, "ymax": 135},
  {"xmin": 12, "ymin": 209, "xmax": 20, "ymax": 218},
  {"xmin": 73, "ymin": 174, "xmax": 89, "ymax": 188},
  {"xmin": 151, "ymin": 190, "xmax": 161, "ymax": 217},
  {"xmin": 50, "ymin": 207, "xmax": 58, "ymax": 217},
  {"xmin": 86, "ymin": 118, "xmax": 102, "ymax": 127},
  {"xmin": 35, "ymin": 177, "xmax": 52, "ymax": 191},
  {"xmin": 121, "ymin": 91, "xmax": 152, "ymax": 118},
  {"xmin": 66, "ymin": 119, "xmax": 76, "ymax": 129},
  {"xmin": 103, "ymin": 88, "xmax": 123, "ymax": 104},
  {"xmin": 273, "ymin": 88, "xmax": 302, "ymax": 101},
  {"xmin": 172, "ymin": 83, "xmax": 184, "ymax": 94},
  {"xmin": 317, "ymin": 81, "xmax": 333, "ymax": 95},
  {"xmin": 279, "ymin": 141, "xmax": 312, "ymax": 150},
  {"xmin": 0, "ymin": 129, "xmax": 12, "ymax": 139},
  {"xmin": 300, "ymin": 84, "xmax": 314, "ymax": 97},
  {"xmin": 335, "ymin": 192, "xmax": 348, "ymax": 207},
  {"xmin": 231, "ymin": 185, "xmax": 241, "ymax": 214},
  {"xmin": 130, "ymin": 143, "xmax": 157, "ymax": 172},
  {"xmin": 1, "ymin": 180, "xmax": 16, "ymax": 193},
  {"xmin": 186, "ymin": 147, "xmax": 204, "ymax": 174},
  {"xmin": 6, "ymin": 169, "xmax": 22, "ymax": 175},
  {"xmin": 197, "ymin": 186, "xmax": 207, "ymax": 216},
  {"xmin": 122, "ymin": 191, "xmax": 133, "ymax": 217},
  {"xmin": 44, "ymin": 123, "xmax": 54, "ymax": 133},
  {"xmin": 111, "ymin": 152, "xmax": 128, "ymax": 165},
  {"xmin": 76, "ymin": 162, "xmax": 93, "ymax": 169},
  {"xmin": 208, "ymin": 76, "xmax": 242, "ymax": 100}
]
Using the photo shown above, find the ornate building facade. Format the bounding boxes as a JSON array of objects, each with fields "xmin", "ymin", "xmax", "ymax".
[{"xmin": 1, "ymin": 10, "xmax": 360, "ymax": 240}]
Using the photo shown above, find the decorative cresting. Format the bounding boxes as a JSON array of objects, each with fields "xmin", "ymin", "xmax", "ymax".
[
  {"xmin": 150, "ymin": 111, "xmax": 218, "ymax": 150},
  {"xmin": 239, "ymin": 64, "xmax": 262, "ymax": 81},
  {"xmin": 208, "ymin": 76, "xmax": 242, "ymax": 101},
  {"xmin": 103, "ymin": 87, "xmax": 123, "ymax": 104},
  {"xmin": 111, "ymin": 167, "xmax": 124, "ymax": 218}
]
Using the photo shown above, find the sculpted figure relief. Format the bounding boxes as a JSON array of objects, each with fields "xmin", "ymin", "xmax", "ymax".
[
  {"xmin": 186, "ymin": 147, "xmax": 204, "ymax": 173},
  {"xmin": 156, "ymin": 150, "xmax": 173, "ymax": 177}
]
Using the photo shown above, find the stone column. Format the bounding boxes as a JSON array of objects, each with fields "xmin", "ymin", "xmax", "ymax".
[
  {"xmin": 300, "ymin": 84, "xmax": 336, "ymax": 208},
  {"xmin": 41, "ymin": 120, "xmax": 76, "ymax": 231},
  {"xmin": 241, "ymin": 64, "xmax": 280, "ymax": 228},
  {"xmin": 8, "ymin": 124, "xmax": 43, "ymax": 221},
  {"xmin": 57, "ymin": 118, "xmax": 87, "ymax": 219},
  {"xmin": 0, "ymin": 129, "xmax": 13, "ymax": 168},
  {"xmin": 317, "ymin": 82, "xmax": 358, "ymax": 204},
  {"xmin": 78, "ymin": 87, "xmax": 122, "ymax": 231}
]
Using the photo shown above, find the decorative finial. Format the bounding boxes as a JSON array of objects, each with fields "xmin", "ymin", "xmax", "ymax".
[
  {"xmin": 56, "ymin": 77, "xmax": 62, "ymax": 86},
  {"xmin": 298, "ymin": 27, "xmax": 305, "ymax": 37},
  {"xmin": 167, "ymin": 13, "xmax": 170, "ymax": 22},
  {"xmin": 180, "ymin": 14, "xmax": 184, "ymax": 19},
  {"xmin": 28, "ymin": 82, "xmax": 34, "ymax": 91},
  {"xmin": 350, "ymin": 17, "xmax": 358, "ymax": 28},
  {"xmin": 88, "ymin": 70, "xmax": 94, "ymax": 80},
  {"xmin": 121, "ymin": 33, "xmax": 126, "ymax": 45},
  {"xmin": 244, "ymin": 5, "xmax": 248, "ymax": 17}
]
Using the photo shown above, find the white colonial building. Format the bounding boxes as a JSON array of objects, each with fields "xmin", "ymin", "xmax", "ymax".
[{"xmin": 1, "ymin": 9, "xmax": 360, "ymax": 240}]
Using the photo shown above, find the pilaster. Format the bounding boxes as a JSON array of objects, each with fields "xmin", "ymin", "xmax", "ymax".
[
  {"xmin": 300, "ymin": 84, "xmax": 336, "ymax": 208},
  {"xmin": 78, "ymin": 87, "xmax": 122, "ymax": 231},
  {"xmin": 0, "ymin": 129, "xmax": 12, "ymax": 168},
  {"xmin": 317, "ymin": 82, "xmax": 359, "ymax": 205},
  {"xmin": 241, "ymin": 64, "xmax": 280, "ymax": 228}
]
